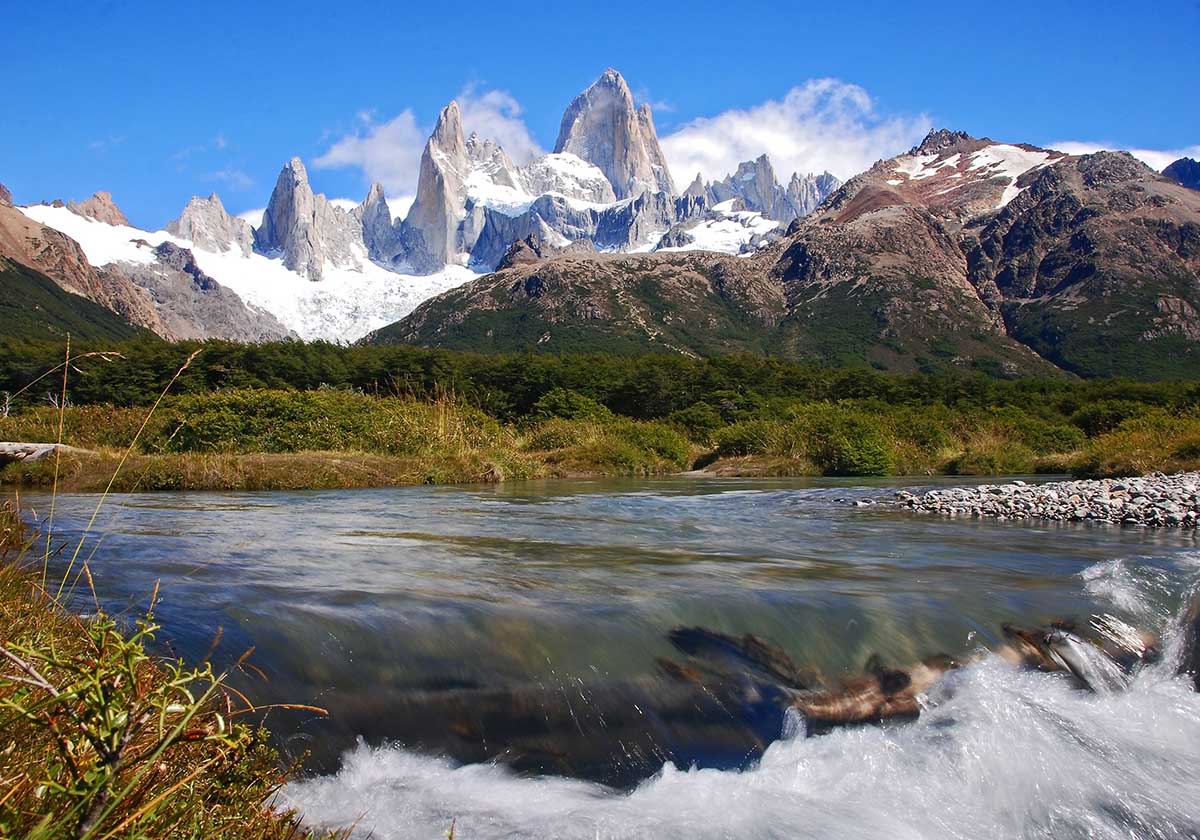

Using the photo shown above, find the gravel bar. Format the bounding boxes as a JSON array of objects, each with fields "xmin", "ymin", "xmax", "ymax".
[{"xmin": 896, "ymin": 471, "xmax": 1200, "ymax": 528}]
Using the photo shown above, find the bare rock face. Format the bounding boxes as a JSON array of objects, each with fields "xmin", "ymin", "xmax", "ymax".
[
  {"xmin": 1163, "ymin": 158, "xmax": 1200, "ymax": 191},
  {"xmin": 787, "ymin": 172, "xmax": 841, "ymax": 217},
  {"xmin": 495, "ymin": 234, "xmax": 594, "ymax": 271},
  {"xmin": 115, "ymin": 242, "xmax": 294, "ymax": 341},
  {"xmin": 0, "ymin": 183, "xmax": 11, "ymax": 205},
  {"xmin": 254, "ymin": 157, "xmax": 363, "ymax": 280},
  {"xmin": 355, "ymin": 182, "xmax": 398, "ymax": 262},
  {"xmin": 709, "ymin": 155, "xmax": 793, "ymax": 222},
  {"xmin": 402, "ymin": 102, "xmax": 471, "ymax": 270},
  {"xmin": 553, "ymin": 68, "xmax": 676, "ymax": 199},
  {"xmin": 167, "ymin": 193, "xmax": 254, "ymax": 256},
  {"xmin": 683, "ymin": 174, "xmax": 707, "ymax": 200},
  {"xmin": 964, "ymin": 150, "xmax": 1200, "ymax": 375},
  {"xmin": 703, "ymin": 156, "xmax": 840, "ymax": 224},
  {"xmin": 67, "ymin": 191, "xmax": 130, "ymax": 226}
]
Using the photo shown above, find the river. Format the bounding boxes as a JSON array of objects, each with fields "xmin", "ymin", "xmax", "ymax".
[{"xmin": 32, "ymin": 476, "xmax": 1200, "ymax": 839}]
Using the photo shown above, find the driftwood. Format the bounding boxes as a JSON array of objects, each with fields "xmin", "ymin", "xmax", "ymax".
[{"xmin": 0, "ymin": 442, "xmax": 92, "ymax": 465}]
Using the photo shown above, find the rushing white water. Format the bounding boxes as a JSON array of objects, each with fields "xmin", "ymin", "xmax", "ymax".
[{"xmin": 281, "ymin": 556, "xmax": 1200, "ymax": 840}]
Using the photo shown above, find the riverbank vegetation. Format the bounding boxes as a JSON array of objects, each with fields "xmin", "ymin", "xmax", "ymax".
[
  {"xmin": 0, "ymin": 521, "xmax": 331, "ymax": 837},
  {"xmin": 1, "ymin": 338, "xmax": 1198, "ymax": 489}
]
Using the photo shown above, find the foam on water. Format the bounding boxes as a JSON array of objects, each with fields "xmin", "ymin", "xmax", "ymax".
[{"xmin": 281, "ymin": 558, "xmax": 1200, "ymax": 840}]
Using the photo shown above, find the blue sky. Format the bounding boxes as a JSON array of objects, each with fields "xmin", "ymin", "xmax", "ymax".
[{"xmin": 2, "ymin": 0, "xmax": 1197, "ymax": 229}]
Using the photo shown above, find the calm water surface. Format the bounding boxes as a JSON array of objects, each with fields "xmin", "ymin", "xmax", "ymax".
[{"xmin": 31, "ymin": 477, "xmax": 1200, "ymax": 839}]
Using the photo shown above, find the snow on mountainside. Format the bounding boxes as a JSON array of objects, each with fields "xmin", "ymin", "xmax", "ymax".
[
  {"xmin": 657, "ymin": 199, "xmax": 780, "ymax": 255},
  {"xmin": 20, "ymin": 204, "xmax": 474, "ymax": 342},
  {"xmin": 878, "ymin": 132, "xmax": 1067, "ymax": 214},
  {"xmin": 9, "ymin": 69, "xmax": 847, "ymax": 344},
  {"xmin": 519, "ymin": 153, "xmax": 617, "ymax": 205}
]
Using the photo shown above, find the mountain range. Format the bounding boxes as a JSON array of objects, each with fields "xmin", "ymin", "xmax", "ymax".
[
  {"xmin": 0, "ymin": 69, "xmax": 837, "ymax": 344},
  {"xmin": 2, "ymin": 70, "xmax": 1198, "ymax": 379}
]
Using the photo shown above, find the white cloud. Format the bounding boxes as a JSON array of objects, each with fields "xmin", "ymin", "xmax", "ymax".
[
  {"xmin": 314, "ymin": 86, "xmax": 543, "ymax": 202},
  {"xmin": 314, "ymin": 109, "xmax": 427, "ymax": 197},
  {"xmin": 385, "ymin": 195, "xmax": 414, "ymax": 223},
  {"xmin": 329, "ymin": 198, "xmax": 360, "ymax": 212},
  {"xmin": 237, "ymin": 207, "xmax": 265, "ymax": 228},
  {"xmin": 456, "ymin": 85, "xmax": 543, "ymax": 164},
  {"xmin": 660, "ymin": 78, "xmax": 931, "ymax": 185},
  {"xmin": 1045, "ymin": 140, "xmax": 1200, "ymax": 172}
]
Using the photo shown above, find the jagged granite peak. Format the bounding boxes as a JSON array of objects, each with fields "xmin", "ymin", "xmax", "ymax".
[
  {"xmin": 254, "ymin": 156, "xmax": 364, "ymax": 280},
  {"xmin": 553, "ymin": 68, "xmax": 676, "ymax": 199},
  {"xmin": 786, "ymin": 171, "xmax": 842, "ymax": 217},
  {"xmin": 683, "ymin": 174, "xmax": 707, "ymax": 200},
  {"xmin": 912, "ymin": 128, "xmax": 977, "ymax": 156},
  {"xmin": 67, "ymin": 191, "xmax": 130, "ymax": 226},
  {"xmin": 356, "ymin": 181, "xmax": 398, "ymax": 261},
  {"xmin": 167, "ymin": 192, "xmax": 254, "ymax": 256},
  {"xmin": 403, "ymin": 101, "xmax": 472, "ymax": 269},
  {"xmin": 0, "ymin": 183, "xmax": 11, "ymax": 205},
  {"xmin": 1163, "ymin": 157, "xmax": 1200, "ymax": 191},
  {"xmin": 709, "ymin": 155, "xmax": 789, "ymax": 220},
  {"xmin": 465, "ymin": 132, "xmax": 522, "ymax": 189},
  {"xmin": 702, "ymin": 155, "xmax": 840, "ymax": 224}
]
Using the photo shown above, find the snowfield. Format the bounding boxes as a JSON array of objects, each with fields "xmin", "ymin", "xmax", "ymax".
[
  {"xmin": 20, "ymin": 204, "xmax": 476, "ymax": 343},
  {"xmin": 657, "ymin": 201, "xmax": 779, "ymax": 255},
  {"xmin": 967, "ymin": 145, "xmax": 1062, "ymax": 208}
]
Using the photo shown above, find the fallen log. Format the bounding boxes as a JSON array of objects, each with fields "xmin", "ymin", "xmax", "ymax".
[{"xmin": 0, "ymin": 442, "xmax": 93, "ymax": 465}]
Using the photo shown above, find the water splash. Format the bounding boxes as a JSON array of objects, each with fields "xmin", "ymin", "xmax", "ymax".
[
  {"xmin": 282, "ymin": 566, "xmax": 1200, "ymax": 840},
  {"xmin": 280, "ymin": 654, "xmax": 1200, "ymax": 839}
]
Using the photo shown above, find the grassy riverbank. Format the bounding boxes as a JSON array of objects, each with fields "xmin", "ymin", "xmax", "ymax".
[
  {"xmin": 2, "ymin": 387, "xmax": 1199, "ymax": 491},
  {"xmin": 0, "ymin": 530, "xmax": 331, "ymax": 838}
]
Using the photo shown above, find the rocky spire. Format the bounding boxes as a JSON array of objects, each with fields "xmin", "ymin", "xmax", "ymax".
[
  {"xmin": 683, "ymin": 173, "xmax": 707, "ymax": 200},
  {"xmin": 709, "ymin": 155, "xmax": 790, "ymax": 221},
  {"xmin": 357, "ymin": 182, "xmax": 398, "ymax": 261},
  {"xmin": 705, "ymin": 155, "xmax": 841, "ymax": 223},
  {"xmin": 553, "ymin": 68, "xmax": 676, "ymax": 199},
  {"xmin": 167, "ymin": 192, "xmax": 255, "ymax": 256},
  {"xmin": 787, "ymin": 171, "xmax": 842, "ymax": 217},
  {"xmin": 403, "ymin": 101, "xmax": 471, "ymax": 269},
  {"xmin": 465, "ymin": 132, "xmax": 522, "ymax": 189},
  {"xmin": 67, "ymin": 191, "xmax": 130, "ymax": 226},
  {"xmin": 253, "ymin": 157, "xmax": 363, "ymax": 280},
  {"xmin": 0, "ymin": 183, "xmax": 11, "ymax": 205}
]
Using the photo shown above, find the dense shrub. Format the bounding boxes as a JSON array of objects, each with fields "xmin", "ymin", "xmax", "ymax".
[
  {"xmin": 1069, "ymin": 400, "xmax": 1151, "ymax": 436},
  {"xmin": 788, "ymin": 405, "xmax": 894, "ymax": 476},
  {"xmin": 667, "ymin": 402, "xmax": 725, "ymax": 444},
  {"xmin": 610, "ymin": 420, "xmax": 691, "ymax": 467},
  {"xmin": 715, "ymin": 420, "xmax": 779, "ymax": 457},
  {"xmin": 528, "ymin": 388, "xmax": 614, "ymax": 423}
]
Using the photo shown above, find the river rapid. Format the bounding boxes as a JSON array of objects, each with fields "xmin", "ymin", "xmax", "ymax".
[{"xmin": 33, "ymin": 476, "xmax": 1200, "ymax": 839}]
